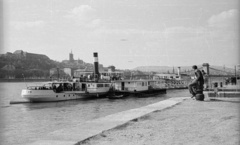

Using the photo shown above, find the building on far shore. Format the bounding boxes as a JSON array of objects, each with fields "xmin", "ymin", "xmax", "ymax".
[
  {"xmin": 61, "ymin": 51, "xmax": 104, "ymax": 72},
  {"xmin": 61, "ymin": 53, "xmax": 85, "ymax": 69},
  {"xmin": 13, "ymin": 50, "xmax": 50, "ymax": 60},
  {"xmin": 153, "ymin": 73, "xmax": 180, "ymax": 80},
  {"xmin": 63, "ymin": 68, "xmax": 71, "ymax": 77},
  {"xmin": 73, "ymin": 67, "xmax": 94, "ymax": 78},
  {"xmin": 73, "ymin": 65, "xmax": 123, "ymax": 81}
]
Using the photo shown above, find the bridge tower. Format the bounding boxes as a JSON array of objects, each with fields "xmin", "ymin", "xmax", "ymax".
[
  {"xmin": 202, "ymin": 63, "xmax": 210, "ymax": 75},
  {"xmin": 202, "ymin": 63, "xmax": 210, "ymax": 88}
]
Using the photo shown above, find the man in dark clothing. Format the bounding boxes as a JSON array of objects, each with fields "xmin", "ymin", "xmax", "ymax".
[{"xmin": 188, "ymin": 65, "xmax": 204, "ymax": 97}]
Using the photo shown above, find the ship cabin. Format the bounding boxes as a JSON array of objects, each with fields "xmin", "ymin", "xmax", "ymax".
[
  {"xmin": 153, "ymin": 73, "xmax": 181, "ymax": 80},
  {"xmin": 26, "ymin": 82, "xmax": 75, "ymax": 93},
  {"xmin": 71, "ymin": 81, "xmax": 111, "ymax": 93},
  {"xmin": 26, "ymin": 81, "xmax": 111, "ymax": 94},
  {"xmin": 73, "ymin": 70, "xmax": 123, "ymax": 82},
  {"xmin": 153, "ymin": 73, "xmax": 188, "ymax": 88},
  {"xmin": 113, "ymin": 79, "xmax": 165, "ymax": 93},
  {"xmin": 82, "ymin": 82, "xmax": 111, "ymax": 94}
]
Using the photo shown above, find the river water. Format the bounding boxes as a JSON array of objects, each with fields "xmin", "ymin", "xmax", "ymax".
[{"xmin": 0, "ymin": 82, "xmax": 189, "ymax": 145}]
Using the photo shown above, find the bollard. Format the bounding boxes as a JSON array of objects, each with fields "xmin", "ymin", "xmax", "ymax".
[{"xmin": 195, "ymin": 94, "xmax": 204, "ymax": 101}]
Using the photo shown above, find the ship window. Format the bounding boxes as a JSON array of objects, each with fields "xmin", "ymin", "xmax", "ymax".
[
  {"xmin": 105, "ymin": 84, "xmax": 110, "ymax": 87},
  {"xmin": 97, "ymin": 84, "xmax": 104, "ymax": 87}
]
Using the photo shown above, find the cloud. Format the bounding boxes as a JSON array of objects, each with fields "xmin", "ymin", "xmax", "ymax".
[
  {"xmin": 67, "ymin": 5, "xmax": 96, "ymax": 21},
  {"xmin": 91, "ymin": 27, "xmax": 164, "ymax": 41},
  {"xmin": 207, "ymin": 9, "xmax": 239, "ymax": 41},
  {"xmin": 160, "ymin": 9, "xmax": 239, "ymax": 41},
  {"xmin": 65, "ymin": 5, "xmax": 101, "ymax": 28},
  {"xmin": 88, "ymin": 19, "xmax": 102, "ymax": 28},
  {"xmin": 208, "ymin": 9, "xmax": 239, "ymax": 30},
  {"xmin": 93, "ymin": 27, "xmax": 162, "ymax": 35},
  {"xmin": 11, "ymin": 20, "xmax": 46, "ymax": 30},
  {"xmin": 162, "ymin": 26, "xmax": 207, "ymax": 39}
]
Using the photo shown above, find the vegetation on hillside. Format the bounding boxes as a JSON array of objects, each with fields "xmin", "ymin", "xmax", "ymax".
[{"xmin": 0, "ymin": 52, "xmax": 63, "ymax": 78}]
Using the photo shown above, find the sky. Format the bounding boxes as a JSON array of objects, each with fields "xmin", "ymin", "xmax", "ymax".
[{"xmin": 1, "ymin": 0, "xmax": 239, "ymax": 69}]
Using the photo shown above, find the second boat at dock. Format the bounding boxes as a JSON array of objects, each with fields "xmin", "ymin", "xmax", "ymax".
[{"xmin": 111, "ymin": 79, "xmax": 167, "ymax": 97}]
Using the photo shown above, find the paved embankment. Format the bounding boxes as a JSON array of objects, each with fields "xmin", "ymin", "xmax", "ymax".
[
  {"xmin": 28, "ymin": 97, "xmax": 188, "ymax": 145},
  {"xmin": 79, "ymin": 97, "xmax": 240, "ymax": 145},
  {"xmin": 207, "ymin": 91, "xmax": 240, "ymax": 97},
  {"xmin": 206, "ymin": 85, "xmax": 240, "ymax": 99}
]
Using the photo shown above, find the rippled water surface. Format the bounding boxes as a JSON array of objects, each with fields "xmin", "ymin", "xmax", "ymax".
[{"xmin": 0, "ymin": 82, "xmax": 189, "ymax": 145}]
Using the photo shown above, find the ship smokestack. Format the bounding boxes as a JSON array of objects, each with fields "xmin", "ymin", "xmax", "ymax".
[
  {"xmin": 177, "ymin": 67, "xmax": 181, "ymax": 79},
  {"xmin": 93, "ymin": 52, "xmax": 99, "ymax": 81}
]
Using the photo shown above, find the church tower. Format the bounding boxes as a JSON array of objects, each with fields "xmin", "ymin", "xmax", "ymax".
[{"xmin": 69, "ymin": 50, "xmax": 74, "ymax": 63}]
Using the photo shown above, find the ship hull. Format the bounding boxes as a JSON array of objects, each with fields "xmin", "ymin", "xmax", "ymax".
[{"xmin": 21, "ymin": 89, "xmax": 100, "ymax": 102}]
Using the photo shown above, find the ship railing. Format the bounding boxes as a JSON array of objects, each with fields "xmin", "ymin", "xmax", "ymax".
[{"xmin": 27, "ymin": 86, "xmax": 52, "ymax": 90}]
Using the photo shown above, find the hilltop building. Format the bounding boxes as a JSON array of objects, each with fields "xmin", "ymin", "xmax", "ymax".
[
  {"xmin": 62, "ymin": 51, "xmax": 106, "ymax": 73},
  {"xmin": 0, "ymin": 50, "xmax": 50, "ymax": 60},
  {"xmin": 61, "ymin": 51, "xmax": 85, "ymax": 68},
  {"xmin": 14, "ymin": 50, "xmax": 49, "ymax": 60},
  {"xmin": 69, "ymin": 50, "xmax": 74, "ymax": 63}
]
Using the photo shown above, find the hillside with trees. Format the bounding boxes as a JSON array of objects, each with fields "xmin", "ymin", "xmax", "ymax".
[
  {"xmin": 0, "ymin": 50, "xmax": 62, "ymax": 79},
  {"xmin": 2, "ymin": 50, "xmax": 237, "ymax": 80}
]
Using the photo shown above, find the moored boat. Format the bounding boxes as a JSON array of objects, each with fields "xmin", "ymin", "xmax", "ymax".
[
  {"xmin": 112, "ymin": 79, "xmax": 167, "ymax": 97},
  {"xmin": 21, "ymin": 52, "xmax": 112, "ymax": 102},
  {"xmin": 21, "ymin": 81, "xmax": 112, "ymax": 102},
  {"xmin": 153, "ymin": 70, "xmax": 189, "ymax": 89}
]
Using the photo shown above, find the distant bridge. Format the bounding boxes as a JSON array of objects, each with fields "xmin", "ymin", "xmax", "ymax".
[{"xmin": 184, "ymin": 66, "xmax": 239, "ymax": 77}]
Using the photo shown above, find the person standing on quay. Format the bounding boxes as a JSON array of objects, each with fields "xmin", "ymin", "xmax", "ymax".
[{"xmin": 188, "ymin": 65, "xmax": 204, "ymax": 97}]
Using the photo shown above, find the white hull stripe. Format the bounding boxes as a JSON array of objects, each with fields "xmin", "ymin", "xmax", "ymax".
[{"xmin": 94, "ymin": 57, "xmax": 98, "ymax": 62}]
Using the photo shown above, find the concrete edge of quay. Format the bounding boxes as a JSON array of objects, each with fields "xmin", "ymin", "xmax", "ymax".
[
  {"xmin": 28, "ymin": 97, "xmax": 189, "ymax": 145},
  {"xmin": 205, "ymin": 91, "xmax": 240, "ymax": 97},
  {"xmin": 204, "ymin": 91, "xmax": 240, "ymax": 102}
]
